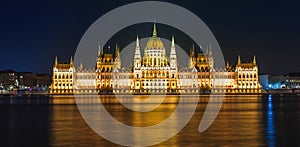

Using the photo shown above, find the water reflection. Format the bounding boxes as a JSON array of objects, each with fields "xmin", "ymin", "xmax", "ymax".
[
  {"xmin": 267, "ymin": 95, "xmax": 275, "ymax": 147},
  {"xmin": 1, "ymin": 95, "xmax": 300, "ymax": 146}
]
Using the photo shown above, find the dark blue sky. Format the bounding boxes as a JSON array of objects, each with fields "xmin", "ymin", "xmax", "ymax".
[{"xmin": 0, "ymin": 0, "xmax": 299, "ymax": 74}]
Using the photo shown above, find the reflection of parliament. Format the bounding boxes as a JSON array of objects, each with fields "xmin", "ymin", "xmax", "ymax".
[{"xmin": 50, "ymin": 24, "xmax": 261, "ymax": 94}]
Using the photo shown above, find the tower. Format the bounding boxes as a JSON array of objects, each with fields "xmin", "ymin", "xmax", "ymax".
[
  {"xmin": 114, "ymin": 44, "xmax": 121, "ymax": 69},
  {"xmin": 134, "ymin": 36, "xmax": 141, "ymax": 68},
  {"xmin": 188, "ymin": 45, "xmax": 195, "ymax": 69},
  {"xmin": 208, "ymin": 44, "xmax": 214, "ymax": 69},
  {"xmin": 96, "ymin": 44, "xmax": 103, "ymax": 69},
  {"xmin": 170, "ymin": 35, "xmax": 177, "ymax": 69},
  {"xmin": 253, "ymin": 55, "xmax": 256, "ymax": 64},
  {"xmin": 170, "ymin": 36, "xmax": 178, "ymax": 90}
]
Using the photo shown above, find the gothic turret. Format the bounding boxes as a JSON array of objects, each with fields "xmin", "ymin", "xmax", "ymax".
[
  {"xmin": 189, "ymin": 45, "xmax": 195, "ymax": 69},
  {"xmin": 208, "ymin": 44, "xmax": 214, "ymax": 69},
  {"xmin": 170, "ymin": 36, "xmax": 177, "ymax": 69},
  {"xmin": 114, "ymin": 44, "xmax": 121, "ymax": 69},
  {"xmin": 134, "ymin": 36, "xmax": 141, "ymax": 68},
  {"xmin": 238, "ymin": 55, "xmax": 241, "ymax": 65},
  {"xmin": 70, "ymin": 56, "xmax": 73, "ymax": 66},
  {"xmin": 55, "ymin": 56, "xmax": 58, "ymax": 67}
]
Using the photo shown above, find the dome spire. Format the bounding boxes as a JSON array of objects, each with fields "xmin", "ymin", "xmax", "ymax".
[{"xmin": 153, "ymin": 23, "xmax": 157, "ymax": 37}]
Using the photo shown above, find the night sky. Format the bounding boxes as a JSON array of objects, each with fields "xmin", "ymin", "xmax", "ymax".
[{"xmin": 0, "ymin": 0, "xmax": 299, "ymax": 74}]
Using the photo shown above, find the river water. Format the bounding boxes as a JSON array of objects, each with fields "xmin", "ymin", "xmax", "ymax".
[{"xmin": 0, "ymin": 95, "xmax": 299, "ymax": 146}]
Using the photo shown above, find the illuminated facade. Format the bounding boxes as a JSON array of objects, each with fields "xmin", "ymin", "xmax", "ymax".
[{"xmin": 50, "ymin": 24, "xmax": 261, "ymax": 94}]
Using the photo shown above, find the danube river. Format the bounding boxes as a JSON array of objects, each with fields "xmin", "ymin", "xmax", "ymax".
[{"xmin": 0, "ymin": 95, "xmax": 299, "ymax": 146}]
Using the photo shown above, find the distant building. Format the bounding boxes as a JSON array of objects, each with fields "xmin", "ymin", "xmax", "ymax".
[
  {"xmin": 258, "ymin": 75, "xmax": 269, "ymax": 90},
  {"xmin": 258, "ymin": 73, "xmax": 300, "ymax": 90},
  {"xmin": 259, "ymin": 74, "xmax": 286, "ymax": 90},
  {"xmin": 18, "ymin": 72, "xmax": 37, "ymax": 88},
  {"xmin": 50, "ymin": 23, "xmax": 262, "ymax": 94},
  {"xmin": 0, "ymin": 70, "xmax": 51, "ymax": 90},
  {"xmin": 269, "ymin": 75, "xmax": 286, "ymax": 89},
  {"xmin": 286, "ymin": 73, "xmax": 300, "ymax": 89},
  {"xmin": 36, "ymin": 74, "xmax": 51, "ymax": 87},
  {"xmin": 0, "ymin": 70, "xmax": 18, "ymax": 90}
]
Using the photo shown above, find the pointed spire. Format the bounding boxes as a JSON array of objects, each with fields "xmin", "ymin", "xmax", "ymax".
[
  {"xmin": 199, "ymin": 45, "xmax": 202, "ymax": 53},
  {"xmin": 98, "ymin": 43, "xmax": 101, "ymax": 56},
  {"xmin": 226, "ymin": 61, "xmax": 229, "ymax": 68},
  {"xmin": 55, "ymin": 56, "xmax": 58, "ymax": 66},
  {"xmin": 70, "ymin": 56, "xmax": 73, "ymax": 65},
  {"xmin": 79, "ymin": 62, "xmax": 83, "ymax": 69},
  {"xmin": 115, "ymin": 43, "xmax": 120, "ymax": 57},
  {"xmin": 136, "ymin": 35, "xmax": 140, "ymax": 48},
  {"xmin": 153, "ymin": 23, "xmax": 157, "ymax": 37},
  {"xmin": 253, "ymin": 55, "xmax": 256, "ymax": 64},
  {"xmin": 170, "ymin": 36, "xmax": 177, "ymax": 59},
  {"xmin": 134, "ymin": 35, "xmax": 141, "ymax": 59},
  {"xmin": 190, "ymin": 44, "xmax": 195, "ymax": 57},
  {"xmin": 209, "ymin": 44, "xmax": 212, "ymax": 57},
  {"xmin": 238, "ymin": 55, "xmax": 241, "ymax": 65},
  {"xmin": 171, "ymin": 35, "xmax": 175, "ymax": 48}
]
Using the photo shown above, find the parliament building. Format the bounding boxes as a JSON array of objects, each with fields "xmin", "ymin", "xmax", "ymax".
[{"xmin": 50, "ymin": 24, "xmax": 261, "ymax": 94}]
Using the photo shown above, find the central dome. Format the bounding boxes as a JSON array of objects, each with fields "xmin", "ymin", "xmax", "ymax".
[
  {"xmin": 145, "ymin": 23, "xmax": 165, "ymax": 50},
  {"xmin": 146, "ymin": 37, "xmax": 164, "ymax": 49}
]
